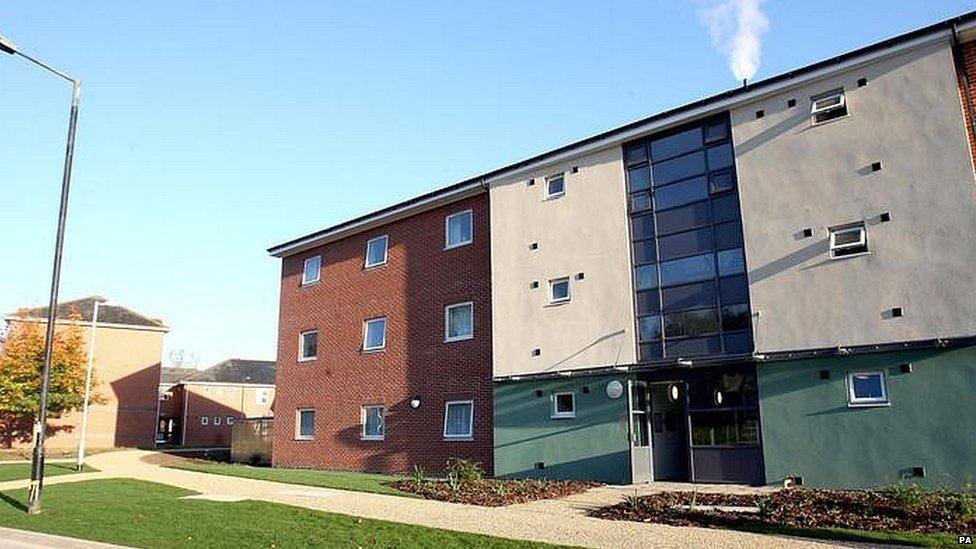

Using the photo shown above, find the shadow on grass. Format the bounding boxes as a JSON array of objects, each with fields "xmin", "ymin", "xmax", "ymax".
[{"xmin": 0, "ymin": 491, "xmax": 26, "ymax": 512}]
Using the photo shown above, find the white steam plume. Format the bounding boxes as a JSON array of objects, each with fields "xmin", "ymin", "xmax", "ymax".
[{"xmin": 701, "ymin": 0, "xmax": 770, "ymax": 82}]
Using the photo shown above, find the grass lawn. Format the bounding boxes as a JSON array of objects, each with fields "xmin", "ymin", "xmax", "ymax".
[
  {"xmin": 166, "ymin": 460, "xmax": 414, "ymax": 497},
  {"xmin": 0, "ymin": 462, "xmax": 97, "ymax": 482},
  {"xmin": 0, "ymin": 479, "xmax": 562, "ymax": 548},
  {"xmin": 737, "ymin": 523, "xmax": 958, "ymax": 547}
]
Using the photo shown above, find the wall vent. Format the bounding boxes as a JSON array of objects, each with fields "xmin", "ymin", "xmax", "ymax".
[
  {"xmin": 802, "ymin": 228, "xmax": 813, "ymax": 238},
  {"xmin": 527, "ymin": 178, "xmax": 535, "ymax": 187},
  {"xmin": 532, "ymin": 348, "xmax": 541, "ymax": 357},
  {"xmin": 530, "ymin": 281, "xmax": 539, "ymax": 289},
  {"xmin": 535, "ymin": 462, "xmax": 547, "ymax": 470},
  {"xmin": 755, "ymin": 109, "xmax": 765, "ymax": 119},
  {"xmin": 857, "ymin": 77, "xmax": 868, "ymax": 87},
  {"xmin": 529, "ymin": 242, "xmax": 539, "ymax": 250},
  {"xmin": 534, "ymin": 389, "xmax": 544, "ymax": 397},
  {"xmin": 570, "ymin": 166, "xmax": 579, "ymax": 174},
  {"xmin": 879, "ymin": 212, "xmax": 891, "ymax": 222},
  {"xmin": 912, "ymin": 466, "xmax": 926, "ymax": 478},
  {"xmin": 891, "ymin": 307, "xmax": 903, "ymax": 318},
  {"xmin": 575, "ymin": 272, "xmax": 585, "ymax": 280},
  {"xmin": 819, "ymin": 370, "xmax": 830, "ymax": 380},
  {"xmin": 900, "ymin": 362, "xmax": 913, "ymax": 374},
  {"xmin": 787, "ymin": 98, "xmax": 796, "ymax": 108},
  {"xmin": 871, "ymin": 161, "xmax": 882, "ymax": 172},
  {"xmin": 581, "ymin": 385, "xmax": 590, "ymax": 394}
]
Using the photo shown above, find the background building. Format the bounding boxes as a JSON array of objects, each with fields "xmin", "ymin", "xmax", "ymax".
[
  {"xmin": 3, "ymin": 296, "xmax": 167, "ymax": 450},
  {"xmin": 158, "ymin": 358, "xmax": 275, "ymax": 447}
]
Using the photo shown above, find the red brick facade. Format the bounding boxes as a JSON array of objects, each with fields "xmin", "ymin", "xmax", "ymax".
[
  {"xmin": 955, "ymin": 40, "xmax": 976, "ymax": 167},
  {"xmin": 272, "ymin": 193, "xmax": 493, "ymax": 475}
]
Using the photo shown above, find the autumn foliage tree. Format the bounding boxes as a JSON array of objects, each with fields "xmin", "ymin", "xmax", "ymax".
[{"xmin": 0, "ymin": 309, "xmax": 95, "ymax": 446}]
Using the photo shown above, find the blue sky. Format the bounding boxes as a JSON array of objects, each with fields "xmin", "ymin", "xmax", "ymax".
[{"xmin": 1, "ymin": 1, "xmax": 971, "ymax": 368}]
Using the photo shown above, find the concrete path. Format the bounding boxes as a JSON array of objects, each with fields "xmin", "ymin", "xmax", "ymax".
[
  {"xmin": 2, "ymin": 450, "xmax": 886, "ymax": 549},
  {"xmin": 0, "ymin": 526, "xmax": 128, "ymax": 549}
]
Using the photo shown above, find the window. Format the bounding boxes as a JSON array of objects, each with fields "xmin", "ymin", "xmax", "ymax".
[
  {"xmin": 811, "ymin": 89, "xmax": 847, "ymax": 124},
  {"xmin": 362, "ymin": 405, "xmax": 385, "ymax": 440},
  {"xmin": 443, "ymin": 400, "xmax": 474, "ymax": 439},
  {"xmin": 552, "ymin": 392, "xmax": 576, "ymax": 419},
  {"xmin": 549, "ymin": 278, "xmax": 571, "ymax": 303},
  {"xmin": 299, "ymin": 330, "xmax": 318, "ymax": 361},
  {"xmin": 200, "ymin": 416, "xmax": 209, "ymax": 426},
  {"xmin": 364, "ymin": 235, "xmax": 389, "ymax": 268},
  {"xmin": 659, "ymin": 253, "xmax": 715, "ymax": 287},
  {"xmin": 213, "ymin": 416, "xmax": 222, "ymax": 426},
  {"xmin": 227, "ymin": 416, "xmax": 235, "ymax": 426},
  {"xmin": 256, "ymin": 389, "xmax": 270, "ymax": 405},
  {"xmin": 847, "ymin": 371, "xmax": 888, "ymax": 407},
  {"xmin": 302, "ymin": 255, "xmax": 321, "ymax": 285},
  {"xmin": 296, "ymin": 409, "xmax": 315, "ymax": 440},
  {"xmin": 445, "ymin": 302, "xmax": 474, "ymax": 342},
  {"xmin": 445, "ymin": 210, "xmax": 473, "ymax": 249},
  {"xmin": 829, "ymin": 224, "xmax": 868, "ymax": 258},
  {"xmin": 717, "ymin": 248, "xmax": 746, "ymax": 276},
  {"xmin": 545, "ymin": 174, "xmax": 565, "ymax": 198},
  {"xmin": 363, "ymin": 317, "xmax": 387, "ymax": 351}
]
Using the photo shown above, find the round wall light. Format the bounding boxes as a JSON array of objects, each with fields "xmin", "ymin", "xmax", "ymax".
[
  {"xmin": 667, "ymin": 383, "xmax": 681, "ymax": 402},
  {"xmin": 605, "ymin": 380, "xmax": 624, "ymax": 399},
  {"xmin": 409, "ymin": 397, "xmax": 421, "ymax": 409},
  {"xmin": 713, "ymin": 389, "xmax": 724, "ymax": 406}
]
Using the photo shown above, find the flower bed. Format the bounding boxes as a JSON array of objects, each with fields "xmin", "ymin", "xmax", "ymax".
[
  {"xmin": 391, "ymin": 477, "xmax": 599, "ymax": 506},
  {"xmin": 589, "ymin": 486, "xmax": 976, "ymax": 535}
]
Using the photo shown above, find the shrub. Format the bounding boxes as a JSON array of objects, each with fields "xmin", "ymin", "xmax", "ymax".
[
  {"xmin": 445, "ymin": 458, "xmax": 483, "ymax": 483},
  {"xmin": 411, "ymin": 465, "xmax": 428, "ymax": 487},
  {"xmin": 886, "ymin": 482, "xmax": 927, "ymax": 511}
]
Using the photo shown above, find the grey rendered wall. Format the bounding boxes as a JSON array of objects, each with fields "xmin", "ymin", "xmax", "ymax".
[
  {"xmin": 731, "ymin": 40, "xmax": 976, "ymax": 353},
  {"xmin": 489, "ymin": 147, "xmax": 636, "ymax": 377}
]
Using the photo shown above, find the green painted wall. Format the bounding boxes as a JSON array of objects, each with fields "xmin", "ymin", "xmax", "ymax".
[
  {"xmin": 758, "ymin": 345, "xmax": 976, "ymax": 489},
  {"xmin": 493, "ymin": 374, "xmax": 632, "ymax": 484}
]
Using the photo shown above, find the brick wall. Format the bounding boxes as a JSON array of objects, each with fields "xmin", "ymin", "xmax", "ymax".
[
  {"xmin": 272, "ymin": 193, "xmax": 493, "ymax": 475},
  {"xmin": 955, "ymin": 40, "xmax": 976, "ymax": 167},
  {"xmin": 179, "ymin": 384, "xmax": 275, "ymax": 447}
]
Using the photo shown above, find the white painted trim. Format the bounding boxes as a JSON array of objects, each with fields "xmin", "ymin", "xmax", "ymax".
[
  {"xmin": 551, "ymin": 392, "xmax": 576, "ymax": 419},
  {"xmin": 444, "ymin": 301, "xmax": 475, "ymax": 342},
  {"xmin": 443, "ymin": 400, "xmax": 475, "ymax": 440},
  {"xmin": 298, "ymin": 329, "xmax": 318, "ymax": 362},
  {"xmin": 362, "ymin": 317, "xmax": 387, "ymax": 351},
  {"xmin": 444, "ymin": 209, "xmax": 474, "ymax": 250},
  {"xmin": 301, "ymin": 255, "xmax": 322, "ymax": 286},
  {"xmin": 847, "ymin": 370, "xmax": 889, "ymax": 407},
  {"xmin": 549, "ymin": 278, "xmax": 571, "ymax": 304},
  {"xmin": 544, "ymin": 173, "xmax": 566, "ymax": 199},
  {"xmin": 364, "ymin": 235, "xmax": 389, "ymax": 268},
  {"xmin": 361, "ymin": 405, "xmax": 386, "ymax": 441},
  {"xmin": 295, "ymin": 408, "xmax": 315, "ymax": 440}
]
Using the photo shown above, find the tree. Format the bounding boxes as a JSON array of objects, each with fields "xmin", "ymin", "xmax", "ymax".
[{"xmin": 0, "ymin": 309, "xmax": 97, "ymax": 446}]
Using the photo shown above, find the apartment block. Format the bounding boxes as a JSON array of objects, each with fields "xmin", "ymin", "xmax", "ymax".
[{"xmin": 270, "ymin": 12, "xmax": 976, "ymax": 488}]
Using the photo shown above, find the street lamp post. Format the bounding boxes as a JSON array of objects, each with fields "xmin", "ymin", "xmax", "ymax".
[
  {"xmin": 1, "ymin": 32, "xmax": 82, "ymax": 515},
  {"xmin": 76, "ymin": 299, "xmax": 112, "ymax": 471}
]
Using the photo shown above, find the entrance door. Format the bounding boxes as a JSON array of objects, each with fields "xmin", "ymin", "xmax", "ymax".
[
  {"xmin": 650, "ymin": 383, "xmax": 688, "ymax": 481},
  {"xmin": 629, "ymin": 381, "xmax": 652, "ymax": 483}
]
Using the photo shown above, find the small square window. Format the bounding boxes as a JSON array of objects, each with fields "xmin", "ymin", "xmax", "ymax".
[
  {"xmin": 444, "ymin": 400, "xmax": 474, "ymax": 439},
  {"xmin": 256, "ymin": 389, "xmax": 271, "ymax": 405},
  {"xmin": 829, "ymin": 224, "xmax": 868, "ymax": 258},
  {"xmin": 213, "ymin": 416, "xmax": 222, "ymax": 426},
  {"xmin": 549, "ymin": 278, "xmax": 571, "ymax": 303},
  {"xmin": 363, "ymin": 317, "xmax": 387, "ymax": 351},
  {"xmin": 365, "ymin": 235, "xmax": 389, "ymax": 268},
  {"xmin": 302, "ymin": 255, "xmax": 321, "ymax": 285},
  {"xmin": 811, "ymin": 89, "xmax": 848, "ymax": 124},
  {"xmin": 445, "ymin": 302, "xmax": 474, "ymax": 342},
  {"xmin": 545, "ymin": 174, "xmax": 565, "ymax": 199},
  {"xmin": 299, "ymin": 330, "xmax": 318, "ymax": 361},
  {"xmin": 362, "ymin": 405, "xmax": 385, "ymax": 440},
  {"xmin": 552, "ymin": 392, "xmax": 576, "ymax": 419},
  {"xmin": 847, "ymin": 371, "xmax": 888, "ymax": 407},
  {"xmin": 296, "ymin": 409, "xmax": 315, "ymax": 440},
  {"xmin": 227, "ymin": 416, "xmax": 235, "ymax": 426},
  {"xmin": 445, "ymin": 210, "xmax": 473, "ymax": 249},
  {"xmin": 200, "ymin": 416, "xmax": 209, "ymax": 426}
]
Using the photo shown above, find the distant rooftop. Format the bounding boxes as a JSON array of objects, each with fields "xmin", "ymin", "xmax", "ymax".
[
  {"xmin": 183, "ymin": 358, "xmax": 276, "ymax": 385},
  {"xmin": 159, "ymin": 367, "xmax": 199, "ymax": 385},
  {"xmin": 8, "ymin": 295, "xmax": 167, "ymax": 329}
]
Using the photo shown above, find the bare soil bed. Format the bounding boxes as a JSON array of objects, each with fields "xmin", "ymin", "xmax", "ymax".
[
  {"xmin": 589, "ymin": 487, "xmax": 976, "ymax": 535},
  {"xmin": 392, "ymin": 478, "xmax": 599, "ymax": 506}
]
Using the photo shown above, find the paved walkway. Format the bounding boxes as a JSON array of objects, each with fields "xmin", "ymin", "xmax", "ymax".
[
  {"xmin": 0, "ymin": 526, "xmax": 127, "ymax": 549},
  {"xmin": 1, "ymin": 450, "xmax": 886, "ymax": 548}
]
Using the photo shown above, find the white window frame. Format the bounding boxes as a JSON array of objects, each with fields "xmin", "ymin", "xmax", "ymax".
[
  {"xmin": 810, "ymin": 89, "xmax": 848, "ymax": 124},
  {"xmin": 213, "ymin": 416, "xmax": 222, "ymax": 426},
  {"xmin": 361, "ymin": 405, "xmax": 386, "ymax": 441},
  {"xmin": 829, "ymin": 224, "xmax": 868, "ymax": 259},
  {"xmin": 227, "ymin": 416, "xmax": 235, "ymax": 426},
  {"xmin": 298, "ymin": 330, "xmax": 318, "ymax": 362},
  {"xmin": 444, "ymin": 209, "xmax": 474, "ymax": 250},
  {"xmin": 444, "ymin": 301, "xmax": 474, "ymax": 342},
  {"xmin": 256, "ymin": 388, "xmax": 271, "ymax": 405},
  {"xmin": 552, "ymin": 392, "xmax": 576, "ymax": 419},
  {"xmin": 200, "ymin": 416, "xmax": 209, "ymax": 426},
  {"xmin": 549, "ymin": 277, "xmax": 571, "ymax": 304},
  {"xmin": 847, "ymin": 371, "xmax": 889, "ymax": 407},
  {"xmin": 295, "ymin": 408, "xmax": 315, "ymax": 440},
  {"xmin": 364, "ymin": 235, "xmax": 389, "ymax": 268},
  {"xmin": 443, "ymin": 400, "xmax": 474, "ymax": 440},
  {"xmin": 301, "ymin": 255, "xmax": 322, "ymax": 286},
  {"xmin": 362, "ymin": 317, "xmax": 387, "ymax": 352},
  {"xmin": 545, "ymin": 173, "xmax": 565, "ymax": 199}
]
